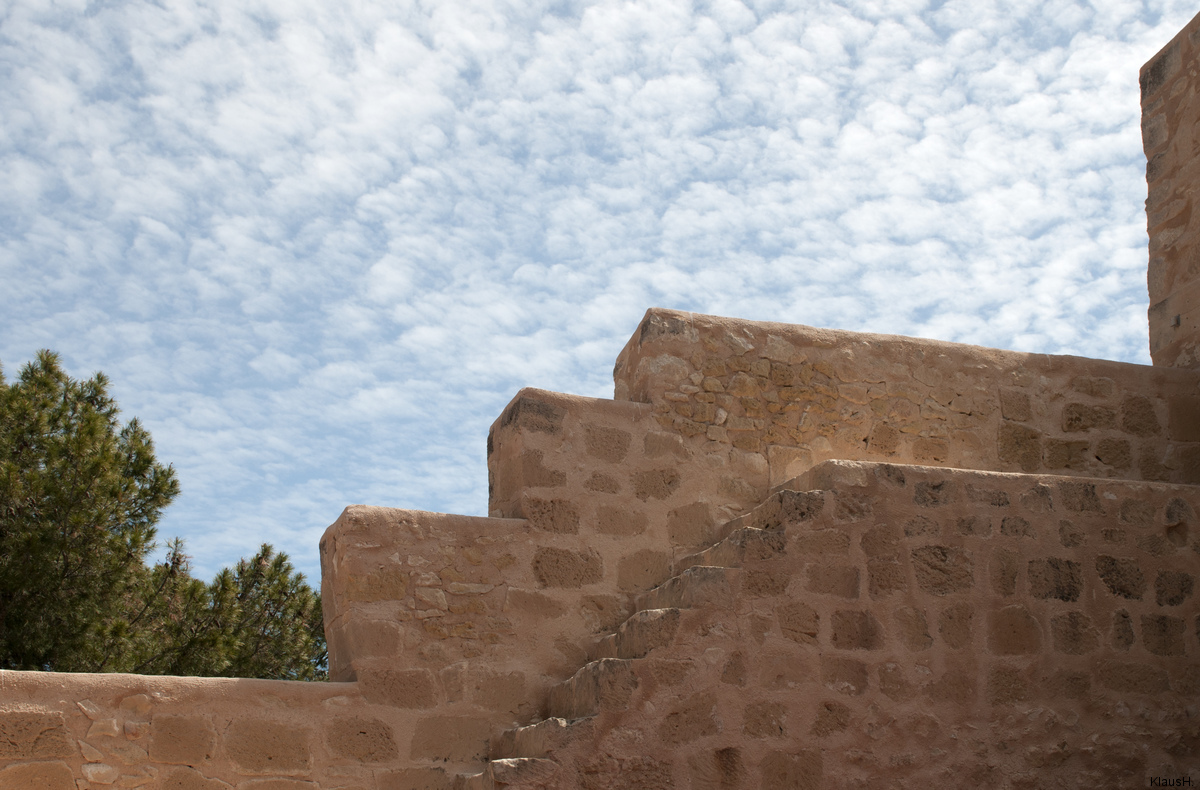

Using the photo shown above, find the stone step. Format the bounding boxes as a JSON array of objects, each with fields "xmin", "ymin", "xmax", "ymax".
[
  {"xmin": 675, "ymin": 526, "xmax": 787, "ymax": 574},
  {"xmin": 491, "ymin": 716, "xmax": 595, "ymax": 760},
  {"xmin": 591, "ymin": 607, "xmax": 681, "ymax": 660},
  {"xmin": 632, "ymin": 565, "xmax": 739, "ymax": 612},
  {"xmin": 546, "ymin": 658, "xmax": 638, "ymax": 720}
]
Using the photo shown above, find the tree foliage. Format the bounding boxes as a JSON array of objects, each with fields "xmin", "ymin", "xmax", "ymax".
[{"xmin": 0, "ymin": 351, "xmax": 326, "ymax": 679}]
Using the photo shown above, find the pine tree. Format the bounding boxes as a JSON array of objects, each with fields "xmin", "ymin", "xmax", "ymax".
[{"xmin": 0, "ymin": 351, "xmax": 326, "ymax": 679}]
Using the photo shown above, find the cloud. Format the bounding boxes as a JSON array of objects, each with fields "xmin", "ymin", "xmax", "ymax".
[{"xmin": 2, "ymin": 0, "xmax": 1196, "ymax": 579}]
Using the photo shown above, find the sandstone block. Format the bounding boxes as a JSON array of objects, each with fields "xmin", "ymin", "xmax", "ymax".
[
  {"xmin": 991, "ymin": 548, "xmax": 1018, "ymax": 596},
  {"xmin": 1058, "ymin": 519, "xmax": 1085, "ymax": 547},
  {"xmin": 1060, "ymin": 481, "xmax": 1103, "ymax": 512},
  {"xmin": 1043, "ymin": 439, "xmax": 1089, "ymax": 470},
  {"xmin": 666, "ymin": 502, "xmax": 715, "ymax": 546},
  {"xmin": 777, "ymin": 600, "xmax": 819, "ymax": 644},
  {"xmin": 867, "ymin": 560, "xmax": 906, "ymax": 597},
  {"xmin": 504, "ymin": 587, "xmax": 566, "ymax": 618},
  {"xmin": 743, "ymin": 701, "xmax": 787, "ymax": 738},
  {"xmin": 1051, "ymin": 611, "xmax": 1099, "ymax": 655},
  {"xmin": 999, "ymin": 388, "xmax": 1031, "ymax": 421},
  {"xmin": 938, "ymin": 603, "xmax": 973, "ymax": 649},
  {"xmin": 0, "ymin": 712, "xmax": 72, "ymax": 759},
  {"xmin": 1156, "ymin": 570, "xmax": 1194, "ymax": 606},
  {"xmin": 150, "ymin": 715, "xmax": 217, "ymax": 765},
  {"xmin": 742, "ymin": 568, "xmax": 789, "ymax": 597},
  {"xmin": 893, "ymin": 606, "xmax": 932, "ymax": 651},
  {"xmin": 810, "ymin": 701, "xmax": 850, "ymax": 736},
  {"xmin": 409, "ymin": 717, "xmax": 490, "ymax": 763},
  {"xmin": 532, "ymin": 547, "xmax": 602, "ymax": 588},
  {"xmin": 689, "ymin": 747, "xmax": 744, "ymax": 790},
  {"xmin": 633, "ymin": 468, "xmax": 681, "ymax": 501},
  {"xmin": 1063, "ymin": 402, "xmax": 1115, "ymax": 432},
  {"xmin": 577, "ymin": 755, "xmax": 672, "ymax": 790},
  {"xmin": 225, "ymin": 719, "xmax": 310, "ymax": 775},
  {"xmin": 498, "ymin": 396, "xmax": 564, "ymax": 435},
  {"xmin": 376, "ymin": 767, "xmax": 450, "ymax": 790},
  {"xmin": 1142, "ymin": 614, "xmax": 1186, "ymax": 655},
  {"xmin": 913, "ymin": 437, "xmax": 949, "ymax": 462},
  {"xmin": 519, "ymin": 449, "xmax": 565, "ymax": 487},
  {"xmin": 998, "ymin": 423, "xmax": 1041, "ymax": 472},
  {"xmin": 358, "ymin": 667, "xmax": 438, "ymax": 708},
  {"xmin": 911, "ymin": 546, "xmax": 974, "ymax": 595},
  {"xmin": 1000, "ymin": 516, "xmax": 1035, "ymax": 538},
  {"xmin": 879, "ymin": 662, "xmax": 914, "ymax": 701},
  {"xmin": 1096, "ymin": 438, "xmax": 1132, "ymax": 469},
  {"xmin": 902, "ymin": 515, "xmax": 939, "ymax": 537},
  {"xmin": 1122, "ymin": 395, "xmax": 1161, "ymax": 436},
  {"xmin": 1113, "ymin": 610, "xmax": 1136, "ymax": 650},
  {"xmin": 806, "ymin": 565, "xmax": 859, "ymax": 598},
  {"xmin": 987, "ymin": 664, "xmax": 1029, "ymax": 705},
  {"xmin": 759, "ymin": 651, "xmax": 812, "ymax": 690},
  {"xmin": 81, "ymin": 763, "xmax": 119, "ymax": 784},
  {"xmin": 585, "ymin": 424, "xmax": 630, "ymax": 463},
  {"xmin": 326, "ymin": 717, "xmax": 398, "ymax": 762},
  {"xmin": 759, "ymin": 749, "xmax": 823, "ymax": 790},
  {"xmin": 913, "ymin": 480, "xmax": 952, "ymax": 507},
  {"xmin": 831, "ymin": 610, "xmax": 883, "ymax": 650},
  {"xmin": 0, "ymin": 761, "xmax": 75, "ymax": 790},
  {"xmin": 345, "ymin": 569, "xmax": 408, "ymax": 602},
  {"xmin": 523, "ymin": 496, "xmax": 579, "ymax": 534},
  {"xmin": 467, "ymin": 670, "xmax": 527, "ymax": 713},
  {"xmin": 956, "ymin": 516, "xmax": 991, "ymax": 536},
  {"xmin": 987, "ymin": 605, "xmax": 1042, "ymax": 655},
  {"xmin": 1096, "ymin": 555, "xmax": 1147, "ymax": 599},
  {"xmin": 1028, "ymin": 558, "xmax": 1081, "ymax": 601},
  {"xmin": 584, "ymin": 472, "xmax": 620, "ymax": 493},
  {"xmin": 721, "ymin": 651, "xmax": 747, "ymax": 686}
]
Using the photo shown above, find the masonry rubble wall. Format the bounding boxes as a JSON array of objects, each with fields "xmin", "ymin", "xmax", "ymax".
[
  {"xmin": 1144, "ymin": 10, "xmax": 1200, "ymax": 368},
  {"xmin": 614, "ymin": 307, "xmax": 1200, "ymax": 486}
]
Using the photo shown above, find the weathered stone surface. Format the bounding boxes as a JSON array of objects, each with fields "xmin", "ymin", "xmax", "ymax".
[
  {"xmin": 359, "ymin": 668, "xmax": 438, "ymax": 708},
  {"xmin": 831, "ymin": 610, "xmax": 883, "ymax": 650},
  {"xmin": 1097, "ymin": 661, "xmax": 1171, "ymax": 693},
  {"xmin": 377, "ymin": 767, "xmax": 450, "ymax": 790},
  {"xmin": 743, "ymin": 701, "xmax": 787, "ymax": 738},
  {"xmin": 805, "ymin": 565, "xmax": 859, "ymax": 598},
  {"xmin": 987, "ymin": 663, "xmax": 1029, "ymax": 705},
  {"xmin": 596, "ymin": 505, "xmax": 647, "ymax": 536},
  {"xmin": 150, "ymin": 715, "xmax": 217, "ymax": 765},
  {"xmin": 776, "ymin": 601, "xmax": 819, "ymax": 644},
  {"xmin": 821, "ymin": 657, "xmax": 868, "ymax": 696},
  {"xmin": 585, "ymin": 424, "xmax": 631, "ymax": 463},
  {"xmin": 987, "ymin": 605, "xmax": 1042, "ymax": 655},
  {"xmin": 1142, "ymin": 614, "xmax": 1186, "ymax": 655},
  {"xmin": 162, "ymin": 767, "xmax": 233, "ymax": 790},
  {"xmin": 658, "ymin": 694, "xmax": 717, "ymax": 745},
  {"xmin": 688, "ymin": 747, "xmax": 744, "ymax": 790},
  {"xmin": 523, "ymin": 496, "xmax": 580, "ymax": 534},
  {"xmin": 810, "ymin": 700, "xmax": 850, "ymax": 736},
  {"xmin": 1096, "ymin": 555, "xmax": 1147, "ymax": 599},
  {"xmin": 893, "ymin": 606, "xmax": 932, "ymax": 651},
  {"xmin": 1156, "ymin": 570, "xmax": 1194, "ymax": 605},
  {"xmin": 911, "ymin": 546, "xmax": 974, "ymax": 595},
  {"xmin": 938, "ymin": 603, "xmax": 973, "ymax": 649},
  {"xmin": 409, "ymin": 717, "xmax": 491, "ymax": 762},
  {"xmin": 617, "ymin": 549, "xmax": 670, "ymax": 592},
  {"xmin": 0, "ymin": 712, "xmax": 72, "ymax": 760},
  {"xmin": 998, "ymin": 423, "xmax": 1041, "ymax": 472},
  {"xmin": 632, "ymin": 468, "xmax": 681, "ymax": 501},
  {"xmin": 326, "ymin": 717, "xmax": 398, "ymax": 762},
  {"xmin": 0, "ymin": 761, "xmax": 75, "ymax": 790},
  {"xmin": 1028, "ymin": 558, "xmax": 1082, "ymax": 601},
  {"xmin": 532, "ymin": 547, "xmax": 603, "ymax": 588},
  {"xmin": 1051, "ymin": 612, "xmax": 1099, "ymax": 654},
  {"xmin": 759, "ymin": 750, "xmax": 823, "ymax": 790},
  {"xmin": 225, "ymin": 719, "xmax": 311, "ymax": 775}
]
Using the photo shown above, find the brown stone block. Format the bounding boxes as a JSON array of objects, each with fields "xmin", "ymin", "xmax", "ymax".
[
  {"xmin": 1058, "ymin": 519, "xmax": 1085, "ymax": 547},
  {"xmin": 523, "ymin": 496, "xmax": 579, "ymax": 534},
  {"xmin": 879, "ymin": 663, "xmax": 914, "ymax": 701},
  {"xmin": 581, "ymin": 595, "xmax": 627, "ymax": 632},
  {"xmin": 912, "ymin": 437, "xmax": 949, "ymax": 462},
  {"xmin": 806, "ymin": 565, "xmax": 859, "ymax": 598},
  {"xmin": 520, "ymin": 449, "xmax": 566, "ymax": 487},
  {"xmin": 467, "ymin": 670, "xmax": 527, "ymax": 714},
  {"xmin": 688, "ymin": 747, "xmax": 744, "ymax": 790},
  {"xmin": 831, "ymin": 610, "xmax": 883, "ymax": 650},
  {"xmin": 790, "ymin": 529, "xmax": 850, "ymax": 556},
  {"xmin": 584, "ymin": 472, "xmax": 620, "ymax": 493},
  {"xmin": 777, "ymin": 600, "xmax": 819, "ymax": 644},
  {"xmin": 0, "ymin": 761, "xmax": 75, "ymax": 790},
  {"xmin": 225, "ymin": 719, "xmax": 311, "ymax": 775},
  {"xmin": 1043, "ymin": 670, "xmax": 1090, "ymax": 700},
  {"xmin": 584, "ymin": 424, "xmax": 630, "ymax": 463},
  {"xmin": 991, "ymin": 548, "xmax": 1018, "ymax": 597},
  {"xmin": 987, "ymin": 605, "xmax": 1042, "ymax": 655},
  {"xmin": 987, "ymin": 663, "xmax": 1030, "ymax": 705},
  {"xmin": 0, "ymin": 712, "xmax": 72, "ymax": 760},
  {"xmin": 902, "ymin": 515, "xmax": 939, "ymax": 537},
  {"xmin": 150, "ymin": 714, "xmax": 217, "ymax": 764},
  {"xmin": 617, "ymin": 549, "xmax": 670, "ymax": 592},
  {"xmin": 326, "ymin": 717, "xmax": 398, "ymax": 763},
  {"xmin": 911, "ymin": 545, "xmax": 974, "ymax": 595},
  {"xmin": 1113, "ymin": 609, "xmax": 1136, "ymax": 650},
  {"xmin": 532, "ymin": 547, "xmax": 602, "ymax": 588},
  {"xmin": 1157, "ymin": 570, "xmax": 1195, "ymax": 605},
  {"xmin": 162, "ymin": 767, "xmax": 232, "ymax": 790},
  {"xmin": 821, "ymin": 656, "xmax": 868, "ymax": 696},
  {"xmin": 1000, "ymin": 516, "xmax": 1034, "ymax": 538},
  {"xmin": 1097, "ymin": 661, "xmax": 1170, "ymax": 693},
  {"xmin": 1063, "ymin": 402, "xmax": 1116, "ymax": 432},
  {"xmin": 721, "ymin": 651, "xmax": 747, "ymax": 686},
  {"xmin": 359, "ymin": 667, "xmax": 438, "ymax": 708},
  {"xmin": 810, "ymin": 701, "xmax": 850, "ymax": 737},
  {"xmin": 860, "ymin": 525, "xmax": 899, "ymax": 559},
  {"xmin": 498, "ymin": 396, "xmax": 564, "ymax": 435},
  {"xmin": 1028, "ymin": 558, "xmax": 1081, "ymax": 601},
  {"xmin": 1119, "ymin": 498, "xmax": 1155, "ymax": 525},
  {"xmin": 893, "ymin": 606, "xmax": 932, "ymax": 651},
  {"xmin": 867, "ymin": 422, "xmax": 900, "ymax": 455},
  {"xmin": 595, "ymin": 505, "xmax": 647, "ymax": 536},
  {"xmin": 1169, "ymin": 395, "xmax": 1200, "ymax": 441},
  {"xmin": 578, "ymin": 756, "xmax": 672, "ymax": 790},
  {"xmin": 760, "ymin": 651, "xmax": 812, "ymax": 690},
  {"xmin": 633, "ymin": 468, "xmax": 681, "ymax": 501},
  {"xmin": 659, "ymin": 694, "xmax": 718, "ymax": 745},
  {"xmin": 760, "ymin": 749, "xmax": 822, "ymax": 790},
  {"xmin": 377, "ymin": 767, "xmax": 451, "ymax": 790},
  {"xmin": 1051, "ymin": 612, "xmax": 1099, "ymax": 655},
  {"xmin": 939, "ymin": 603, "xmax": 974, "ymax": 649},
  {"xmin": 999, "ymin": 388, "xmax": 1032, "ymax": 421},
  {"xmin": 867, "ymin": 560, "xmax": 906, "ymax": 598},
  {"xmin": 743, "ymin": 701, "xmax": 787, "ymax": 738},
  {"xmin": 410, "ymin": 717, "xmax": 490, "ymax": 762},
  {"xmin": 1142, "ymin": 614, "xmax": 1187, "ymax": 655},
  {"xmin": 955, "ymin": 516, "xmax": 991, "ymax": 536},
  {"xmin": 1043, "ymin": 439, "xmax": 1089, "ymax": 470},
  {"xmin": 1122, "ymin": 395, "xmax": 1162, "ymax": 436},
  {"xmin": 1096, "ymin": 555, "xmax": 1147, "ymax": 600},
  {"xmin": 1141, "ymin": 40, "xmax": 1181, "ymax": 99},
  {"xmin": 1096, "ymin": 438, "xmax": 1132, "ymax": 469},
  {"xmin": 913, "ymin": 480, "xmax": 952, "ymax": 507},
  {"xmin": 924, "ymin": 667, "xmax": 975, "ymax": 704},
  {"xmin": 1060, "ymin": 481, "xmax": 1104, "ymax": 512},
  {"xmin": 1173, "ymin": 443, "xmax": 1200, "ymax": 484},
  {"xmin": 742, "ymin": 568, "xmax": 789, "ymax": 597},
  {"xmin": 999, "ymin": 422, "xmax": 1041, "ymax": 472},
  {"xmin": 504, "ymin": 587, "xmax": 566, "ymax": 618}
]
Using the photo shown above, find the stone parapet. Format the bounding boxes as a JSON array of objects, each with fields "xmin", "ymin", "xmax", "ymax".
[{"xmin": 614, "ymin": 308, "xmax": 1200, "ymax": 485}]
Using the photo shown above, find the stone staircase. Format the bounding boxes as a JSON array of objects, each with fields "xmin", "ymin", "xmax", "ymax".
[{"xmin": 453, "ymin": 462, "xmax": 1200, "ymax": 789}]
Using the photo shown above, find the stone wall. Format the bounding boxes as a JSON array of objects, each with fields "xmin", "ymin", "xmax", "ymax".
[
  {"xmin": 1144, "ymin": 11, "xmax": 1200, "ymax": 368},
  {"xmin": 614, "ymin": 308, "xmax": 1200, "ymax": 486}
]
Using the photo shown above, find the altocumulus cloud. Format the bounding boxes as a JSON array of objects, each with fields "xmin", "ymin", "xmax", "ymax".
[{"xmin": 0, "ymin": 0, "xmax": 1194, "ymax": 579}]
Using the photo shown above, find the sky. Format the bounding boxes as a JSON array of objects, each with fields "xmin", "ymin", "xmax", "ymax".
[{"xmin": 2, "ymin": 0, "xmax": 1196, "ymax": 583}]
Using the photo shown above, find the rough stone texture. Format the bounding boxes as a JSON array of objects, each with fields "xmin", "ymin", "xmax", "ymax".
[
  {"xmin": 0, "ymin": 761, "xmax": 75, "ymax": 790},
  {"xmin": 225, "ymin": 719, "xmax": 311, "ymax": 775},
  {"xmin": 150, "ymin": 714, "xmax": 218, "ymax": 764},
  {"xmin": 326, "ymin": 717, "xmax": 398, "ymax": 762},
  {"xmin": 0, "ymin": 713, "xmax": 72, "ymax": 760}
]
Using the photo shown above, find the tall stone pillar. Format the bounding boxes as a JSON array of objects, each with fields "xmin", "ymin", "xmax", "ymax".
[{"xmin": 1144, "ymin": 11, "xmax": 1200, "ymax": 368}]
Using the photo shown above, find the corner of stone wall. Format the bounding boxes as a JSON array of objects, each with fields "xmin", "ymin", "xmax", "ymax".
[{"xmin": 1143, "ymin": 10, "xmax": 1200, "ymax": 368}]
